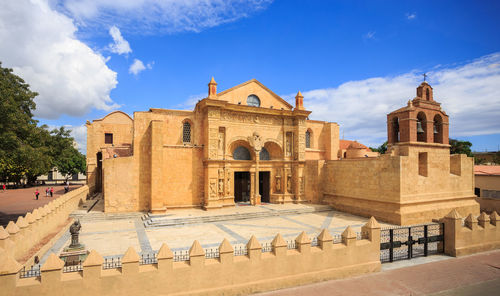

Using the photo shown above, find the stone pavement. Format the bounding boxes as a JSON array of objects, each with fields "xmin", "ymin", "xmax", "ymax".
[
  {"xmin": 0, "ymin": 185, "xmax": 82, "ymax": 227},
  {"xmin": 40, "ymin": 203, "xmax": 393, "ymax": 263},
  {"xmin": 255, "ymin": 250, "xmax": 500, "ymax": 296}
]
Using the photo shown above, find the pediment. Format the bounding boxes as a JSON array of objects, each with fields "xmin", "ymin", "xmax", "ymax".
[{"xmin": 217, "ymin": 79, "xmax": 293, "ymax": 110}]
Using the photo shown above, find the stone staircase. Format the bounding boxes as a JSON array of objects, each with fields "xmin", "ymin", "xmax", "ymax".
[{"xmin": 142, "ymin": 205, "xmax": 332, "ymax": 228}]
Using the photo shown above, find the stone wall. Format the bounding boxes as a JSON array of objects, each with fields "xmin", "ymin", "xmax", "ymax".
[
  {"xmin": 0, "ymin": 219, "xmax": 381, "ymax": 296},
  {"xmin": 443, "ymin": 209, "xmax": 500, "ymax": 257},
  {"xmin": 323, "ymin": 145, "xmax": 479, "ymax": 225},
  {"xmin": 0, "ymin": 186, "xmax": 88, "ymax": 264}
]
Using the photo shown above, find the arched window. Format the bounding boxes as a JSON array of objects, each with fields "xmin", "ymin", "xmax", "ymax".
[
  {"xmin": 416, "ymin": 112, "xmax": 427, "ymax": 142},
  {"xmin": 259, "ymin": 147, "xmax": 270, "ymax": 160},
  {"xmin": 305, "ymin": 130, "xmax": 311, "ymax": 148},
  {"xmin": 183, "ymin": 121, "xmax": 191, "ymax": 143},
  {"xmin": 433, "ymin": 114, "xmax": 443, "ymax": 143},
  {"xmin": 247, "ymin": 94, "xmax": 261, "ymax": 107},
  {"xmin": 233, "ymin": 146, "xmax": 251, "ymax": 160},
  {"xmin": 426, "ymin": 89, "xmax": 430, "ymax": 100}
]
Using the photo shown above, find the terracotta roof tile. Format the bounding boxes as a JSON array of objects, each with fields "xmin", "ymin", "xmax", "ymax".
[
  {"xmin": 339, "ymin": 140, "xmax": 371, "ymax": 151},
  {"xmin": 474, "ymin": 165, "xmax": 500, "ymax": 176}
]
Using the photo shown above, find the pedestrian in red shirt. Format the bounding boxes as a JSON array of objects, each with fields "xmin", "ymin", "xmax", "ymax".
[
  {"xmin": 35, "ymin": 189, "xmax": 40, "ymax": 200},
  {"xmin": 2, "ymin": 184, "xmax": 5, "ymax": 192},
  {"xmin": 50, "ymin": 187, "xmax": 54, "ymax": 197}
]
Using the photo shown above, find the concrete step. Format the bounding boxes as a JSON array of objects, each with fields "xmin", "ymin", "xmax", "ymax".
[{"xmin": 143, "ymin": 205, "xmax": 331, "ymax": 228}]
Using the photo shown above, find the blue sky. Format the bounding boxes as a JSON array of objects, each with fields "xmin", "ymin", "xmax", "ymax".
[{"xmin": 1, "ymin": 0, "xmax": 500, "ymax": 153}]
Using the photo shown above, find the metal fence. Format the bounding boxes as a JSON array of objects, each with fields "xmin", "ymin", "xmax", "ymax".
[
  {"xmin": 380, "ymin": 223, "xmax": 444, "ymax": 263},
  {"xmin": 17, "ymin": 231, "xmax": 365, "ymax": 278}
]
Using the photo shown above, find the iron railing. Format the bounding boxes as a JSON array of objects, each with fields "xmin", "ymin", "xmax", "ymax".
[{"xmin": 19, "ymin": 265, "xmax": 40, "ymax": 278}]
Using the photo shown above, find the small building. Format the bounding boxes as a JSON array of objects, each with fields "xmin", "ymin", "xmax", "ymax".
[
  {"xmin": 37, "ymin": 167, "xmax": 86, "ymax": 185},
  {"xmin": 474, "ymin": 165, "xmax": 500, "ymax": 213}
]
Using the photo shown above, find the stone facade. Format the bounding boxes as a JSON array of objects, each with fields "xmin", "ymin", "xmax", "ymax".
[
  {"xmin": 87, "ymin": 79, "xmax": 338, "ymax": 213},
  {"xmin": 86, "ymin": 79, "xmax": 479, "ymax": 224},
  {"xmin": 323, "ymin": 82, "xmax": 479, "ymax": 225}
]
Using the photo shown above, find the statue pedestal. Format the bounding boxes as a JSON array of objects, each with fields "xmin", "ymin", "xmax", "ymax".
[{"xmin": 60, "ymin": 245, "xmax": 88, "ymax": 266}]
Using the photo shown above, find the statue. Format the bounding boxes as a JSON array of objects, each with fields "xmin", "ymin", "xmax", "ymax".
[
  {"xmin": 69, "ymin": 220, "xmax": 82, "ymax": 248},
  {"xmin": 287, "ymin": 174, "xmax": 292, "ymax": 193},
  {"xmin": 275, "ymin": 175, "xmax": 281, "ymax": 192}
]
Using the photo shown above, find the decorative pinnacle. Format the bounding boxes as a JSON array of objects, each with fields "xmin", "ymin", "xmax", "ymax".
[{"xmin": 209, "ymin": 76, "xmax": 217, "ymax": 84}]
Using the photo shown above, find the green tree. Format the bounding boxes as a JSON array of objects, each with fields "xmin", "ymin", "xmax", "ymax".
[
  {"xmin": 492, "ymin": 152, "xmax": 500, "ymax": 165},
  {"xmin": 0, "ymin": 62, "xmax": 39, "ymax": 184},
  {"xmin": 48, "ymin": 127, "xmax": 86, "ymax": 179},
  {"xmin": 0, "ymin": 62, "xmax": 86, "ymax": 185},
  {"xmin": 370, "ymin": 141, "xmax": 388, "ymax": 154},
  {"xmin": 449, "ymin": 139, "xmax": 473, "ymax": 157}
]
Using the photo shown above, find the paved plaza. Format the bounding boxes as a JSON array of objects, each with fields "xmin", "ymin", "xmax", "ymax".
[
  {"xmin": 41, "ymin": 203, "xmax": 393, "ymax": 262},
  {"xmin": 0, "ymin": 185, "xmax": 82, "ymax": 227}
]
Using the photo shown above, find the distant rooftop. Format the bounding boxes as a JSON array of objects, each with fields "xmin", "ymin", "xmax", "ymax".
[{"xmin": 474, "ymin": 165, "xmax": 500, "ymax": 176}]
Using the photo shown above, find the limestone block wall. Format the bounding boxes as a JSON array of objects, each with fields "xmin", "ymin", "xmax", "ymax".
[
  {"xmin": 398, "ymin": 146, "xmax": 479, "ymax": 223},
  {"xmin": 443, "ymin": 209, "xmax": 500, "ymax": 257},
  {"xmin": 322, "ymin": 153, "xmax": 402, "ymax": 223},
  {"xmin": 0, "ymin": 219, "xmax": 381, "ymax": 296},
  {"xmin": 475, "ymin": 175, "xmax": 500, "ymax": 213},
  {"xmin": 103, "ymin": 157, "xmax": 138, "ymax": 212},
  {"xmin": 86, "ymin": 112, "xmax": 133, "ymax": 194},
  {"xmin": 0, "ymin": 186, "xmax": 88, "ymax": 264},
  {"xmin": 304, "ymin": 160, "xmax": 325, "ymax": 204}
]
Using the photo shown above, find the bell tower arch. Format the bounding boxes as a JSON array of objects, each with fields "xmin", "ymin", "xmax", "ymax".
[{"xmin": 387, "ymin": 82, "xmax": 449, "ymax": 147}]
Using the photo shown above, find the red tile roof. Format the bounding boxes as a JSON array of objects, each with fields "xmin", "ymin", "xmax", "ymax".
[
  {"xmin": 474, "ymin": 165, "xmax": 500, "ymax": 176},
  {"xmin": 339, "ymin": 140, "xmax": 371, "ymax": 151}
]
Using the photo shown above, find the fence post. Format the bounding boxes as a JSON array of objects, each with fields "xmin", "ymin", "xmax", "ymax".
[
  {"xmin": 189, "ymin": 240, "xmax": 205, "ymax": 268},
  {"xmin": 219, "ymin": 238, "xmax": 234, "ymax": 264},
  {"xmin": 443, "ymin": 209, "xmax": 462, "ymax": 256},
  {"xmin": 41, "ymin": 253, "xmax": 65, "ymax": 284},
  {"xmin": 83, "ymin": 249, "xmax": 104, "ymax": 279},
  {"xmin": 157, "ymin": 243, "xmax": 173, "ymax": 271},
  {"xmin": 341, "ymin": 226, "xmax": 357, "ymax": 247},
  {"xmin": 272, "ymin": 234, "xmax": 287, "ymax": 257},
  {"xmin": 247, "ymin": 235, "xmax": 262, "ymax": 261},
  {"xmin": 121, "ymin": 247, "xmax": 140, "ymax": 275},
  {"xmin": 295, "ymin": 231, "xmax": 311, "ymax": 253},
  {"xmin": 317, "ymin": 229, "xmax": 333, "ymax": 251},
  {"xmin": 0, "ymin": 248, "xmax": 22, "ymax": 295}
]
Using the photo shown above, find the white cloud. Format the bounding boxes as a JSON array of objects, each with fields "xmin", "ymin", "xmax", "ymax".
[
  {"xmin": 53, "ymin": 0, "xmax": 274, "ymax": 34},
  {"xmin": 406, "ymin": 13, "xmax": 416, "ymax": 20},
  {"xmin": 176, "ymin": 93, "xmax": 206, "ymax": 109},
  {"xmin": 108, "ymin": 25, "xmax": 131, "ymax": 55},
  {"xmin": 129, "ymin": 59, "xmax": 147, "ymax": 75},
  {"xmin": 364, "ymin": 31, "xmax": 376, "ymax": 40},
  {"xmin": 288, "ymin": 53, "xmax": 500, "ymax": 147},
  {"xmin": 68, "ymin": 125, "xmax": 87, "ymax": 154},
  {"xmin": 0, "ymin": 0, "xmax": 119, "ymax": 119}
]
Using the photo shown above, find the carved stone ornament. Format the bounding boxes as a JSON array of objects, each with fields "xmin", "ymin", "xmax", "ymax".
[
  {"xmin": 248, "ymin": 131, "xmax": 263, "ymax": 152},
  {"xmin": 287, "ymin": 174, "xmax": 292, "ymax": 193},
  {"xmin": 275, "ymin": 175, "xmax": 281, "ymax": 192}
]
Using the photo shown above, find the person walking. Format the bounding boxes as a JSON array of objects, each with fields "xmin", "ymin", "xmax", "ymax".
[
  {"xmin": 2, "ymin": 184, "xmax": 5, "ymax": 192},
  {"xmin": 46, "ymin": 187, "xmax": 50, "ymax": 197},
  {"xmin": 50, "ymin": 187, "xmax": 54, "ymax": 197},
  {"xmin": 35, "ymin": 189, "xmax": 40, "ymax": 200}
]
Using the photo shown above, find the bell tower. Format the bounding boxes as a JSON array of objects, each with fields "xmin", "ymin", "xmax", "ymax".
[{"xmin": 387, "ymin": 82, "xmax": 449, "ymax": 147}]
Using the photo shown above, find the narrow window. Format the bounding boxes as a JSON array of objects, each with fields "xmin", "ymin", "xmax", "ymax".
[
  {"xmin": 418, "ymin": 152, "xmax": 428, "ymax": 177},
  {"xmin": 183, "ymin": 122, "xmax": 191, "ymax": 143},
  {"xmin": 105, "ymin": 133, "xmax": 113, "ymax": 144},
  {"xmin": 474, "ymin": 187, "xmax": 480, "ymax": 197},
  {"xmin": 426, "ymin": 88, "xmax": 430, "ymax": 100},
  {"xmin": 305, "ymin": 131, "xmax": 311, "ymax": 148}
]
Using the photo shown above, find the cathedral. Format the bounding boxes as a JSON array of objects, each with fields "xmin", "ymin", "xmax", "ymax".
[{"xmin": 86, "ymin": 78, "xmax": 479, "ymax": 225}]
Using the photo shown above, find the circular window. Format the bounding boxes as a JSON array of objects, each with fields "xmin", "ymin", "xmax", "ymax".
[{"xmin": 247, "ymin": 95, "xmax": 260, "ymax": 107}]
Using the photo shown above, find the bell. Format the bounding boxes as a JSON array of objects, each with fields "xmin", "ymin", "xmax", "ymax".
[
  {"xmin": 434, "ymin": 124, "xmax": 438, "ymax": 134},
  {"xmin": 417, "ymin": 121, "xmax": 424, "ymax": 134}
]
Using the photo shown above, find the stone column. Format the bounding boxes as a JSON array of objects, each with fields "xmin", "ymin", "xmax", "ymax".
[{"xmin": 253, "ymin": 150, "xmax": 261, "ymax": 205}]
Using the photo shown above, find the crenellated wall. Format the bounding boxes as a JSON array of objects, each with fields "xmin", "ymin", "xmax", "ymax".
[
  {"xmin": 0, "ymin": 219, "xmax": 381, "ymax": 296},
  {"xmin": 0, "ymin": 186, "xmax": 88, "ymax": 264},
  {"xmin": 443, "ymin": 209, "xmax": 500, "ymax": 257}
]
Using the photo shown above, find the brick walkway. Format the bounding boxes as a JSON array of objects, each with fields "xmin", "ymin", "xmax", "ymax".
[
  {"xmin": 256, "ymin": 250, "xmax": 500, "ymax": 296},
  {"xmin": 0, "ymin": 185, "xmax": 81, "ymax": 227}
]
